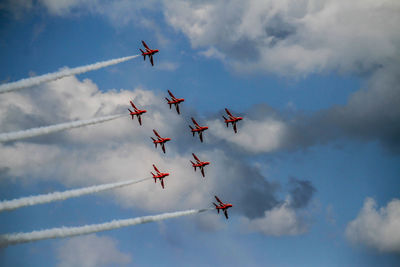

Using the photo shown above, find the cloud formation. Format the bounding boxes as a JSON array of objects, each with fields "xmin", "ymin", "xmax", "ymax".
[
  {"xmin": 346, "ymin": 198, "xmax": 400, "ymax": 253},
  {"xmin": 164, "ymin": 0, "xmax": 400, "ymax": 75},
  {"xmin": 56, "ymin": 234, "xmax": 131, "ymax": 267},
  {"xmin": 244, "ymin": 200, "xmax": 308, "ymax": 236}
]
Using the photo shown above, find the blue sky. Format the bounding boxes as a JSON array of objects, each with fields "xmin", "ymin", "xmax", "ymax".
[{"xmin": 1, "ymin": 1, "xmax": 400, "ymax": 266}]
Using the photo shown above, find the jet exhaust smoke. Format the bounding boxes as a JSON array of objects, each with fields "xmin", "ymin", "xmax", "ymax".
[
  {"xmin": 0, "ymin": 114, "xmax": 125, "ymax": 143},
  {"xmin": 0, "ymin": 177, "xmax": 151, "ymax": 212},
  {"xmin": 0, "ymin": 55, "xmax": 139, "ymax": 94},
  {"xmin": 0, "ymin": 208, "xmax": 212, "ymax": 246}
]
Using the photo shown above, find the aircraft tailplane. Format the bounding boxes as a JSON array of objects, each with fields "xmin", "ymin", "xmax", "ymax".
[
  {"xmin": 213, "ymin": 203, "xmax": 219, "ymax": 213},
  {"xmin": 223, "ymin": 116, "xmax": 229, "ymax": 127},
  {"xmin": 128, "ymin": 109, "xmax": 134, "ymax": 119},
  {"xmin": 189, "ymin": 126, "xmax": 195, "ymax": 136},
  {"xmin": 151, "ymin": 137, "xmax": 157, "ymax": 147},
  {"xmin": 140, "ymin": 49, "xmax": 146, "ymax": 60}
]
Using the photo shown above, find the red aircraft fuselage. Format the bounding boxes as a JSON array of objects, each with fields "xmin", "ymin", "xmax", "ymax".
[
  {"xmin": 213, "ymin": 196, "xmax": 233, "ymax": 219},
  {"xmin": 191, "ymin": 161, "xmax": 210, "ymax": 168},
  {"xmin": 142, "ymin": 49, "xmax": 159, "ymax": 56},
  {"xmin": 167, "ymin": 98, "xmax": 184, "ymax": 105}
]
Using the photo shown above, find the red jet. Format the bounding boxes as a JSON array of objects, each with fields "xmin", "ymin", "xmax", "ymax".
[
  {"xmin": 189, "ymin": 117, "xmax": 208, "ymax": 142},
  {"xmin": 213, "ymin": 196, "xmax": 233, "ymax": 219},
  {"xmin": 140, "ymin": 40, "xmax": 159, "ymax": 66},
  {"xmin": 165, "ymin": 90, "xmax": 184, "ymax": 114},
  {"xmin": 190, "ymin": 153, "xmax": 210, "ymax": 177},
  {"xmin": 128, "ymin": 101, "xmax": 147, "ymax": 125},
  {"xmin": 151, "ymin": 164, "xmax": 169, "ymax": 189},
  {"xmin": 151, "ymin": 129, "xmax": 171, "ymax": 153},
  {"xmin": 223, "ymin": 108, "xmax": 243, "ymax": 133}
]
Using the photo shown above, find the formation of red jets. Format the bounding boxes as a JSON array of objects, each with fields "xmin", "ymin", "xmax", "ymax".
[{"xmin": 133, "ymin": 41, "xmax": 238, "ymax": 219}]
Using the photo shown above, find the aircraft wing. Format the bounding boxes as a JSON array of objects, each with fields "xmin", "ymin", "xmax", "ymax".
[
  {"xmin": 192, "ymin": 153, "xmax": 200, "ymax": 162},
  {"xmin": 199, "ymin": 131, "xmax": 203, "ymax": 142},
  {"xmin": 224, "ymin": 210, "xmax": 229, "ymax": 219},
  {"xmin": 201, "ymin": 167, "xmax": 205, "ymax": 177},
  {"xmin": 233, "ymin": 123, "xmax": 237, "ymax": 133},
  {"xmin": 168, "ymin": 90, "xmax": 177, "ymax": 100},
  {"xmin": 153, "ymin": 129, "xmax": 161, "ymax": 138},
  {"xmin": 142, "ymin": 40, "xmax": 150, "ymax": 51},
  {"xmin": 225, "ymin": 108, "xmax": 234, "ymax": 118},
  {"xmin": 138, "ymin": 115, "xmax": 142, "ymax": 125},
  {"xmin": 215, "ymin": 196, "xmax": 223, "ymax": 204},
  {"xmin": 161, "ymin": 143, "xmax": 166, "ymax": 153},
  {"xmin": 161, "ymin": 178, "xmax": 165, "ymax": 189},
  {"xmin": 130, "ymin": 101, "xmax": 138, "ymax": 110},
  {"xmin": 150, "ymin": 55, "xmax": 154, "ymax": 66},
  {"xmin": 176, "ymin": 104, "xmax": 180, "ymax": 114},
  {"xmin": 191, "ymin": 117, "xmax": 200, "ymax": 128},
  {"xmin": 153, "ymin": 164, "xmax": 160, "ymax": 173}
]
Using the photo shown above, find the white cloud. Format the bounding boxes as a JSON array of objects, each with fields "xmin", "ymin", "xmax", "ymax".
[
  {"xmin": 56, "ymin": 234, "xmax": 132, "ymax": 267},
  {"xmin": 156, "ymin": 62, "xmax": 179, "ymax": 71},
  {"xmin": 346, "ymin": 198, "xmax": 400, "ymax": 253},
  {"xmin": 243, "ymin": 200, "xmax": 307, "ymax": 236},
  {"xmin": 10, "ymin": 1, "xmax": 400, "ymax": 76},
  {"xmin": 199, "ymin": 47, "xmax": 226, "ymax": 61},
  {"xmin": 164, "ymin": 0, "xmax": 400, "ymax": 75},
  {"xmin": 208, "ymin": 117, "xmax": 287, "ymax": 153}
]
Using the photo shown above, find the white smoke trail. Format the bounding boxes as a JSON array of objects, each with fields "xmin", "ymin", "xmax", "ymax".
[
  {"xmin": 0, "ymin": 177, "xmax": 151, "ymax": 212},
  {"xmin": 0, "ymin": 114, "xmax": 125, "ymax": 143},
  {"xmin": 0, "ymin": 55, "xmax": 139, "ymax": 94},
  {"xmin": 0, "ymin": 208, "xmax": 212, "ymax": 246}
]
